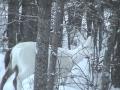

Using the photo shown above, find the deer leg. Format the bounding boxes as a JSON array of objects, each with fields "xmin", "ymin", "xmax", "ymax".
[
  {"xmin": 13, "ymin": 78, "xmax": 17, "ymax": 90},
  {"xmin": 13, "ymin": 65, "xmax": 19, "ymax": 90},
  {"xmin": 0, "ymin": 68, "xmax": 13, "ymax": 90}
]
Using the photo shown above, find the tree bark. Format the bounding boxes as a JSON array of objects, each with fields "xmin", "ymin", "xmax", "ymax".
[
  {"xmin": 7, "ymin": 0, "xmax": 19, "ymax": 48},
  {"xmin": 47, "ymin": 32, "xmax": 58, "ymax": 90},
  {"xmin": 57, "ymin": 0, "xmax": 64, "ymax": 47},
  {"xmin": 102, "ymin": 29, "xmax": 117, "ymax": 90},
  {"xmin": 47, "ymin": 0, "xmax": 64, "ymax": 89},
  {"xmin": 34, "ymin": 0, "xmax": 52, "ymax": 90},
  {"xmin": 102, "ymin": 4, "xmax": 119, "ymax": 89},
  {"xmin": 20, "ymin": 0, "xmax": 38, "ymax": 41},
  {"xmin": 50, "ymin": 0, "xmax": 64, "ymax": 47}
]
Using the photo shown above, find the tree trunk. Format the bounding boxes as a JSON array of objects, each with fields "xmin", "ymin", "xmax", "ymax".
[
  {"xmin": 34, "ymin": 0, "xmax": 52, "ymax": 90},
  {"xmin": 47, "ymin": 32, "xmax": 59, "ymax": 90},
  {"xmin": 102, "ymin": 5, "xmax": 119, "ymax": 90},
  {"xmin": 50, "ymin": 0, "xmax": 64, "ymax": 47},
  {"xmin": 67, "ymin": 6, "xmax": 74, "ymax": 50},
  {"xmin": 102, "ymin": 29, "xmax": 117, "ymax": 90},
  {"xmin": 47, "ymin": 0, "xmax": 64, "ymax": 89},
  {"xmin": 20, "ymin": 0, "xmax": 38, "ymax": 41},
  {"xmin": 7, "ymin": 0, "xmax": 19, "ymax": 48},
  {"xmin": 57, "ymin": 0, "xmax": 64, "ymax": 47}
]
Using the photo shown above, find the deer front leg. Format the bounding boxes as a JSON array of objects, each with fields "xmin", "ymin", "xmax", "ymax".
[{"xmin": 13, "ymin": 65, "xmax": 19, "ymax": 90}]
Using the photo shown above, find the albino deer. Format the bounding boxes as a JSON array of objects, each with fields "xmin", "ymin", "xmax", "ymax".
[
  {"xmin": 1, "ymin": 42, "xmax": 36, "ymax": 90},
  {"xmin": 1, "ymin": 37, "xmax": 92, "ymax": 90},
  {"xmin": 0, "ymin": 42, "xmax": 73, "ymax": 90}
]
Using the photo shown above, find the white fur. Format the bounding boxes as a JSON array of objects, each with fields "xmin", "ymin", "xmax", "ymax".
[
  {"xmin": 8, "ymin": 36, "xmax": 93, "ymax": 90},
  {"xmin": 11, "ymin": 42, "xmax": 36, "ymax": 80},
  {"xmin": 10, "ymin": 42, "xmax": 73, "ymax": 90},
  {"xmin": 11, "ymin": 42, "xmax": 36, "ymax": 90}
]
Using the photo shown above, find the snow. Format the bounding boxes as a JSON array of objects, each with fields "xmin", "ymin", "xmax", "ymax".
[
  {"xmin": 59, "ymin": 86, "xmax": 79, "ymax": 90},
  {"xmin": 65, "ymin": 58, "xmax": 90, "ymax": 90},
  {"xmin": 3, "ymin": 74, "xmax": 15, "ymax": 90},
  {"xmin": 0, "ymin": 53, "xmax": 15, "ymax": 90},
  {"xmin": 22, "ymin": 75, "xmax": 34, "ymax": 90},
  {"xmin": 0, "ymin": 53, "xmax": 5, "ymax": 81}
]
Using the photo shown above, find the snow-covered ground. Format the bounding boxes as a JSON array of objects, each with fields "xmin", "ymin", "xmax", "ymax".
[{"xmin": 0, "ymin": 53, "xmax": 5, "ymax": 80}]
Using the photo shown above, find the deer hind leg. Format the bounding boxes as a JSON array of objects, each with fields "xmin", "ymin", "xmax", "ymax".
[
  {"xmin": 0, "ymin": 68, "xmax": 13, "ymax": 90},
  {"xmin": 13, "ymin": 65, "xmax": 19, "ymax": 90},
  {"xmin": 4, "ymin": 49, "xmax": 12, "ymax": 69}
]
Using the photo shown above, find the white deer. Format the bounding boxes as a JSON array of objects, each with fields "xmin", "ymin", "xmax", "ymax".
[
  {"xmin": 0, "ymin": 42, "xmax": 73, "ymax": 90},
  {"xmin": 1, "ymin": 36, "xmax": 92, "ymax": 90}
]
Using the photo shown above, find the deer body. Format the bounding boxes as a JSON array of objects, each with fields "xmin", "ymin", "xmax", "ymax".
[
  {"xmin": 11, "ymin": 42, "xmax": 36, "ymax": 81},
  {"xmin": 1, "ymin": 42, "xmax": 73, "ymax": 90}
]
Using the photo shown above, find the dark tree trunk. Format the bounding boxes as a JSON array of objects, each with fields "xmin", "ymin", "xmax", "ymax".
[
  {"xmin": 50, "ymin": 0, "xmax": 64, "ymax": 47},
  {"xmin": 67, "ymin": 7, "xmax": 74, "ymax": 50},
  {"xmin": 7, "ymin": 0, "xmax": 19, "ymax": 48},
  {"xmin": 57, "ymin": 0, "xmax": 64, "ymax": 47},
  {"xmin": 111, "ymin": 32, "xmax": 120, "ymax": 88},
  {"xmin": 102, "ymin": 29, "xmax": 117, "ymax": 90},
  {"xmin": 67, "ymin": 6, "xmax": 74, "ymax": 50},
  {"xmin": 47, "ymin": 32, "xmax": 59, "ymax": 90},
  {"xmin": 86, "ymin": 11, "xmax": 92, "ymax": 37},
  {"xmin": 102, "ymin": 2, "xmax": 119, "ymax": 89},
  {"xmin": 34, "ymin": 0, "xmax": 52, "ymax": 90},
  {"xmin": 47, "ymin": 0, "xmax": 64, "ymax": 89},
  {"xmin": 109, "ymin": 1, "xmax": 120, "ymax": 88},
  {"xmin": 20, "ymin": 0, "xmax": 38, "ymax": 41}
]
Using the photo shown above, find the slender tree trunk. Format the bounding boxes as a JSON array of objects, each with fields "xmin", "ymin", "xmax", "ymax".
[
  {"xmin": 50, "ymin": 0, "xmax": 64, "ymax": 47},
  {"xmin": 98, "ymin": 5, "xmax": 104, "ymax": 51},
  {"xmin": 34, "ymin": 0, "xmax": 52, "ymax": 90},
  {"xmin": 102, "ymin": 29, "xmax": 117, "ymax": 90},
  {"xmin": 67, "ymin": 7, "xmax": 73, "ymax": 50},
  {"xmin": 111, "ymin": 31, "xmax": 120, "ymax": 87},
  {"xmin": 7, "ymin": 0, "xmax": 19, "ymax": 48},
  {"xmin": 86, "ymin": 11, "xmax": 92, "ymax": 37},
  {"xmin": 57, "ymin": 0, "xmax": 64, "ymax": 47},
  {"xmin": 47, "ymin": 0, "xmax": 64, "ymax": 89},
  {"xmin": 47, "ymin": 32, "xmax": 59, "ymax": 90},
  {"xmin": 102, "ymin": 6, "xmax": 119, "ymax": 90}
]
